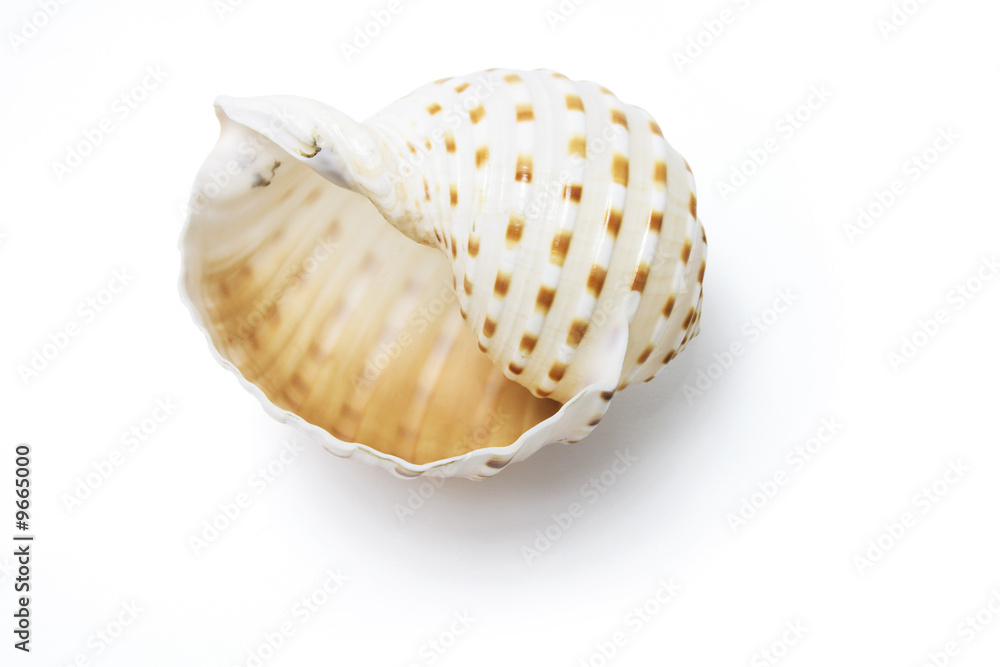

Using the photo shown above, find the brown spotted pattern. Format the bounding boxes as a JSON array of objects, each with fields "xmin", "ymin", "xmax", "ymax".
[
  {"xmin": 188, "ymin": 69, "xmax": 706, "ymax": 474},
  {"xmin": 379, "ymin": 70, "xmax": 707, "ymax": 404}
]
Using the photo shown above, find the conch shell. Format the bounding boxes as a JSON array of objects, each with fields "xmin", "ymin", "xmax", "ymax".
[{"xmin": 180, "ymin": 68, "xmax": 706, "ymax": 479}]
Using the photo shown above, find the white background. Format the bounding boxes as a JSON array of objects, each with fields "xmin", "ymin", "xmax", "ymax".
[{"xmin": 2, "ymin": 0, "xmax": 999, "ymax": 665}]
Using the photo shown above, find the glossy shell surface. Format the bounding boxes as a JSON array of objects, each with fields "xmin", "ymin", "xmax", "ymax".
[{"xmin": 180, "ymin": 68, "xmax": 706, "ymax": 478}]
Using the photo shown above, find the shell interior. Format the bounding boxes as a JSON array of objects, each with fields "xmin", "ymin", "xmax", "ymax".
[{"xmin": 183, "ymin": 118, "xmax": 561, "ymax": 465}]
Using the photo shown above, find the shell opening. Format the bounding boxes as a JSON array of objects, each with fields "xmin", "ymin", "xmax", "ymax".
[{"xmin": 182, "ymin": 114, "xmax": 561, "ymax": 465}]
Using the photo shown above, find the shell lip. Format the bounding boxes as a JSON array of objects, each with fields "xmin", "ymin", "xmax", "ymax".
[{"xmin": 211, "ymin": 94, "xmax": 386, "ymax": 193}]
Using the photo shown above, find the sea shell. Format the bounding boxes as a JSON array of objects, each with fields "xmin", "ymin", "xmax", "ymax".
[{"xmin": 180, "ymin": 68, "xmax": 706, "ymax": 479}]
